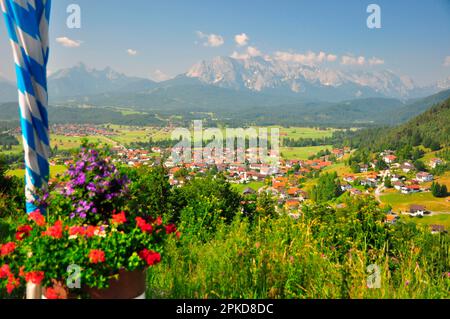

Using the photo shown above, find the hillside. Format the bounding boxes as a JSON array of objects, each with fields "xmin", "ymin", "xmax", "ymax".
[{"xmin": 336, "ymin": 96, "xmax": 450, "ymax": 150}]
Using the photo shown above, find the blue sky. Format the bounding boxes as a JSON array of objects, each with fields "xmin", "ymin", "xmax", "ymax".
[{"xmin": 1, "ymin": 0, "xmax": 449, "ymax": 85}]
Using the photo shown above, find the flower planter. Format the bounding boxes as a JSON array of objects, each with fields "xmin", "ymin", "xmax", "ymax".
[{"xmin": 84, "ymin": 269, "xmax": 146, "ymax": 299}]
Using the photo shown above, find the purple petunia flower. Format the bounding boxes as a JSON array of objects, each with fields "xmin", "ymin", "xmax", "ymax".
[
  {"xmin": 86, "ymin": 182, "xmax": 96, "ymax": 192},
  {"xmin": 74, "ymin": 173, "xmax": 86, "ymax": 185}
]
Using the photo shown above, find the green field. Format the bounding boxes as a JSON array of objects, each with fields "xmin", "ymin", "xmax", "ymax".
[
  {"xmin": 279, "ymin": 127, "xmax": 337, "ymax": 139},
  {"xmin": 402, "ymin": 214, "xmax": 450, "ymax": 229},
  {"xmin": 7, "ymin": 164, "xmax": 67, "ymax": 179},
  {"xmin": 2, "ymin": 135, "xmax": 114, "ymax": 154},
  {"xmin": 380, "ymin": 192, "xmax": 450, "ymax": 213},
  {"xmin": 110, "ymin": 128, "xmax": 151, "ymax": 144},
  {"xmin": 281, "ymin": 145, "xmax": 333, "ymax": 160},
  {"xmin": 232, "ymin": 181, "xmax": 265, "ymax": 193},
  {"xmin": 0, "ymin": 144, "xmax": 22, "ymax": 155},
  {"xmin": 52, "ymin": 135, "xmax": 113, "ymax": 150},
  {"xmin": 322, "ymin": 162, "xmax": 352, "ymax": 176}
]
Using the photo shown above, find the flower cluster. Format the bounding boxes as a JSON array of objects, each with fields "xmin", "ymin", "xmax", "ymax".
[
  {"xmin": 138, "ymin": 249, "xmax": 161, "ymax": 266},
  {"xmin": 60, "ymin": 147, "xmax": 130, "ymax": 220},
  {"xmin": 88, "ymin": 249, "xmax": 106, "ymax": 264},
  {"xmin": 1, "ymin": 145, "xmax": 178, "ymax": 298},
  {"xmin": 1, "ymin": 210, "xmax": 177, "ymax": 297},
  {"xmin": 136, "ymin": 217, "xmax": 153, "ymax": 233},
  {"xmin": 0, "ymin": 265, "xmax": 20, "ymax": 294},
  {"xmin": 0, "ymin": 242, "xmax": 15, "ymax": 257}
]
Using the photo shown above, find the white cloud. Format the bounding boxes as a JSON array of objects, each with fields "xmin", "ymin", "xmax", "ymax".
[
  {"xmin": 368, "ymin": 57, "xmax": 384, "ymax": 65},
  {"xmin": 444, "ymin": 56, "xmax": 450, "ymax": 67},
  {"xmin": 150, "ymin": 69, "xmax": 171, "ymax": 82},
  {"xmin": 127, "ymin": 49, "xmax": 138, "ymax": 56},
  {"xmin": 273, "ymin": 50, "xmax": 337, "ymax": 65},
  {"xmin": 230, "ymin": 46, "xmax": 263, "ymax": 59},
  {"xmin": 56, "ymin": 36, "xmax": 82, "ymax": 48},
  {"xmin": 247, "ymin": 46, "xmax": 262, "ymax": 57},
  {"xmin": 196, "ymin": 31, "xmax": 224, "ymax": 47},
  {"xmin": 341, "ymin": 55, "xmax": 366, "ymax": 66},
  {"xmin": 326, "ymin": 54, "xmax": 337, "ymax": 62},
  {"xmin": 234, "ymin": 33, "xmax": 249, "ymax": 46}
]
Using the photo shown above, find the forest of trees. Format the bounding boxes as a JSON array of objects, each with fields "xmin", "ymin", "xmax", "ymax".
[{"xmin": 332, "ymin": 97, "xmax": 450, "ymax": 152}]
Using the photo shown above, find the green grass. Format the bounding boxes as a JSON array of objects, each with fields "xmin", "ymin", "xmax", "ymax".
[
  {"xmin": 402, "ymin": 214, "xmax": 450, "ymax": 229},
  {"xmin": 323, "ymin": 162, "xmax": 352, "ymax": 176},
  {"xmin": 278, "ymin": 127, "xmax": 337, "ymax": 139},
  {"xmin": 147, "ymin": 214, "xmax": 450, "ymax": 299},
  {"xmin": 6, "ymin": 165, "xmax": 67, "ymax": 179},
  {"xmin": 380, "ymin": 192, "xmax": 450, "ymax": 213},
  {"xmin": 232, "ymin": 181, "xmax": 264, "ymax": 193},
  {"xmin": 0, "ymin": 144, "xmax": 22, "ymax": 156},
  {"xmin": 110, "ymin": 128, "xmax": 151, "ymax": 144},
  {"xmin": 281, "ymin": 145, "xmax": 333, "ymax": 160}
]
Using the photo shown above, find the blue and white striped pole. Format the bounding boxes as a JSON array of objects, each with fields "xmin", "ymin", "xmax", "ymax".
[{"xmin": 1, "ymin": 0, "xmax": 51, "ymax": 213}]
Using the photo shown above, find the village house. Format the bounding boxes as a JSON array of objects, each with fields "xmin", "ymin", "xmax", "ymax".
[
  {"xmin": 287, "ymin": 187, "xmax": 302, "ymax": 198},
  {"xmin": 383, "ymin": 154, "xmax": 397, "ymax": 164},
  {"xmin": 401, "ymin": 162, "xmax": 415, "ymax": 173},
  {"xmin": 409, "ymin": 204, "xmax": 428, "ymax": 217},
  {"xmin": 401, "ymin": 184, "xmax": 421, "ymax": 194},
  {"xmin": 360, "ymin": 179, "xmax": 377, "ymax": 187},
  {"xmin": 430, "ymin": 224, "xmax": 447, "ymax": 234},
  {"xmin": 429, "ymin": 158, "xmax": 443, "ymax": 169},
  {"xmin": 385, "ymin": 214, "xmax": 399, "ymax": 225},
  {"xmin": 359, "ymin": 164, "xmax": 369, "ymax": 172},
  {"xmin": 341, "ymin": 183, "xmax": 352, "ymax": 192},
  {"xmin": 331, "ymin": 148, "xmax": 345, "ymax": 159},
  {"xmin": 285, "ymin": 199, "xmax": 300, "ymax": 211},
  {"xmin": 415, "ymin": 171, "xmax": 434, "ymax": 183},
  {"xmin": 392, "ymin": 181, "xmax": 404, "ymax": 190},
  {"xmin": 343, "ymin": 174, "xmax": 356, "ymax": 183}
]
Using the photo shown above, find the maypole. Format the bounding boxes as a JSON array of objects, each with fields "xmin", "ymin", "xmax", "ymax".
[{"xmin": 1, "ymin": 0, "xmax": 51, "ymax": 214}]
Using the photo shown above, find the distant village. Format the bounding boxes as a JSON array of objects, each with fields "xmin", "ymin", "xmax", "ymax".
[{"xmin": 9, "ymin": 123, "xmax": 445, "ymax": 234}]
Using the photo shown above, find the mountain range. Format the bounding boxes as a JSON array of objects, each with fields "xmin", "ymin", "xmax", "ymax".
[
  {"xmin": 0, "ymin": 57, "xmax": 449, "ymax": 126},
  {"xmin": 1, "ymin": 56, "xmax": 449, "ymax": 104}
]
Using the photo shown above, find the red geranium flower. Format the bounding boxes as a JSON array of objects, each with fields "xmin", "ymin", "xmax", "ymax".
[
  {"xmin": 19, "ymin": 266, "xmax": 25, "ymax": 278},
  {"xmin": 85, "ymin": 225, "xmax": 97, "ymax": 238},
  {"xmin": 88, "ymin": 249, "xmax": 105, "ymax": 264},
  {"xmin": 112, "ymin": 211, "xmax": 127, "ymax": 225},
  {"xmin": 165, "ymin": 224, "xmax": 177, "ymax": 234},
  {"xmin": 6, "ymin": 275, "xmax": 20, "ymax": 294},
  {"xmin": 0, "ymin": 242, "xmax": 16, "ymax": 257},
  {"xmin": 156, "ymin": 216, "xmax": 163, "ymax": 226},
  {"xmin": 25, "ymin": 271, "xmax": 45, "ymax": 285},
  {"xmin": 42, "ymin": 220, "xmax": 63, "ymax": 239},
  {"xmin": 69, "ymin": 226, "xmax": 85, "ymax": 237},
  {"xmin": 29, "ymin": 210, "xmax": 46, "ymax": 227},
  {"xmin": 16, "ymin": 225, "xmax": 32, "ymax": 241},
  {"xmin": 138, "ymin": 249, "xmax": 161, "ymax": 266},
  {"xmin": 0, "ymin": 264, "xmax": 11, "ymax": 279},
  {"xmin": 45, "ymin": 287, "xmax": 67, "ymax": 299},
  {"xmin": 136, "ymin": 217, "xmax": 153, "ymax": 233}
]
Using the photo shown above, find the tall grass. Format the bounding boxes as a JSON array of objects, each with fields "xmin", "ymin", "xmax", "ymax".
[{"xmin": 147, "ymin": 214, "xmax": 450, "ymax": 299}]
